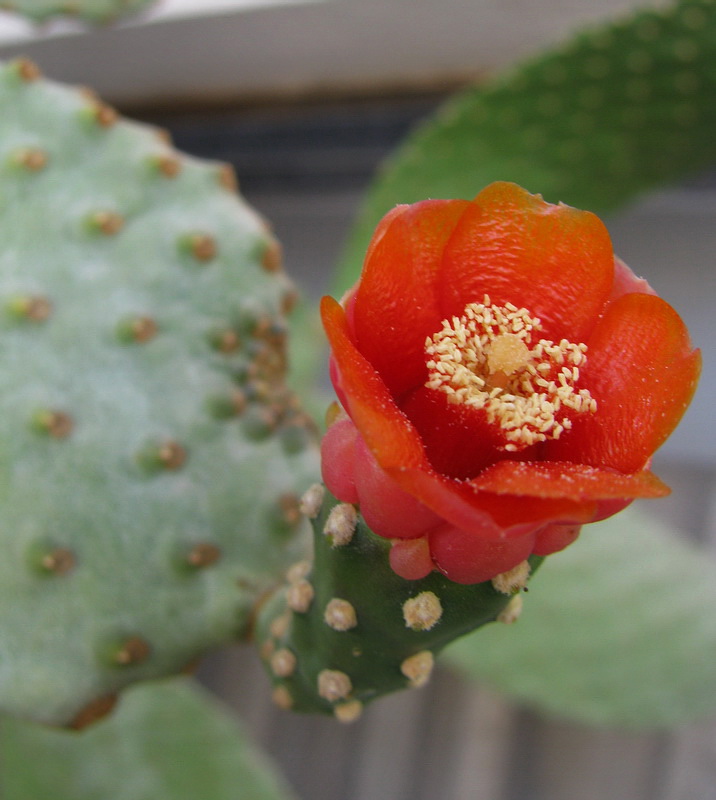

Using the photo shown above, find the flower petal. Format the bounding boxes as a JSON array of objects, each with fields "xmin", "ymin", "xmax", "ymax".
[
  {"xmin": 546, "ymin": 292, "xmax": 701, "ymax": 472},
  {"xmin": 429, "ymin": 523, "xmax": 537, "ymax": 585},
  {"xmin": 352, "ymin": 199, "xmax": 471, "ymax": 397},
  {"xmin": 400, "ymin": 385, "xmax": 534, "ymax": 479},
  {"xmin": 321, "ymin": 295, "xmax": 425, "ymax": 469},
  {"xmin": 472, "ymin": 460, "xmax": 670, "ymax": 500},
  {"xmin": 439, "ymin": 182, "xmax": 615, "ymax": 341}
]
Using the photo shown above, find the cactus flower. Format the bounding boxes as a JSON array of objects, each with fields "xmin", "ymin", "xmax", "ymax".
[{"xmin": 321, "ymin": 182, "xmax": 700, "ymax": 584}]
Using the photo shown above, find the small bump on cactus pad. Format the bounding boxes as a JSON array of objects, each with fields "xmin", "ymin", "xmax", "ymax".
[
  {"xmin": 255, "ymin": 487, "xmax": 541, "ymax": 720},
  {"xmin": 0, "ymin": 59, "xmax": 319, "ymax": 726},
  {"xmin": 0, "ymin": 0, "xmax": 156, "ymax": 24}
]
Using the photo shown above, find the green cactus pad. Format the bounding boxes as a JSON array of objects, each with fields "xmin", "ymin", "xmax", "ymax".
[
  {"xmin": 0, "ymin": 0, "xmax": 156, "ymax": 24},
  {"xmin": 256, "ymin": 487, "xmax": 540, "ymax": 721},
  {"xmin": 0, "ymin": 58, "xmax": 318, "ymax": 726}
]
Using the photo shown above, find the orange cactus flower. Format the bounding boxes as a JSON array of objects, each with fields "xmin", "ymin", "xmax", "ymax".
[{"xmin": 320, "ymin": 182, "xmax": 700, "ymax": 584}]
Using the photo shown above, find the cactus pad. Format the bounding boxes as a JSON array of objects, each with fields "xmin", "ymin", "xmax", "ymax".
[
  {"xmin": 0, "ymin": 0, "xmax": 156, "ymax": 24},
  {"xmin": 0, "ymin": 58, "xmax": 318, "ymax": 726},
  {"xmin": 256, "ymin": 487, "xmax": 540, "ymax": 720}
]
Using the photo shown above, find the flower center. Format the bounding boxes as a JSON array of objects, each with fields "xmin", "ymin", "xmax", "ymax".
[{"xmin": 424, "ymin": 296, "xmax": 596, "ymax": 450}]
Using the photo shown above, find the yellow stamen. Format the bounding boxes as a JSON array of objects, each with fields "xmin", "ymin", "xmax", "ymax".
[{"xmin": 424, "ymin": 296, "xmax": 596, "ymax": 450}]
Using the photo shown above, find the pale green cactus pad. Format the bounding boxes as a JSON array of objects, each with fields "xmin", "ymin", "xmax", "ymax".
[
  {"xmin": 0, "ymin": 0, "xmax": 156, "ymax": 24},
  {"xmin": 0, "ymin": 58, "xmax": 318, "ymax": 726}
]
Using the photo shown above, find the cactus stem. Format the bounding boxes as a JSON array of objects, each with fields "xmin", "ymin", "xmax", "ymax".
[
  {"xmin": 402, "ymin": 591, "xmax": 443, "ymax": 632},
  {"xmin": 400, "ymin": 651, "xmax": 435, "ymax": 688},
  {"xmin": 12, "ymin": 58, "xmax": 41, "ymax": 82},
  {"xmin": 286, "ymin": 560, "xmax": 312, "ymax": 584},
  {"xmin": 8, "ymin": 295, "xmax": 52, "ymax": 322},
  {"xmin": 497, "ymin": 594, "xmax": 524, "ymax": 624},
  {"xmin": 112, "ymin": 636, "xmax": 151, "ymax": 666},
  {"xmin": 68, "ymin": 693, "xmax": 118, "ymax": 731},
  {"xmin": 270, "ymin": 648, "xmax": 297, "ymax": 678},
  {"xmin": 217, "ymin": 164, "xmax": 238, "ymax": 192},
  {"xmin": 269, "ymin": 611, "xmax": 291, "ymax": 639},
  {"xmin": 210, "ymin": 328, "xmax": 241, "ymax": 353},
  {"xmin": 207, "ymin": 390, "xmax": 248, "ymax": 420},
  {"xmin": 137, "ymin": 440, "xmax": 188, "ymax": 472},
  {"xmin": 318, "ymin": 669, "xmax": 352, "ymax": 702},
  {"xmin": 281, "ymin": 289, "xmax": 299, "ymax": 315},
  {"xmin": 260, "ymin": 639, "xmax": 275, "ymax": 660},
  {"xmin": 272, "ymin": 685, "xmax": 294, "ymax": 710},
  {"xmin": 152, "ymin": 155, "xmax": 181, "ymax": 178},
  {"xmin": 278, "ymin": 493, "xmax": 302, "ymax": 526},
  {"xmin": 185, "ymin": 543, "xmax": 221, "ymax": 569},
  {"xmin": 88, "ymin": 210, "xmax": 125, "ymax": 236},
  {"xmin": 261, "ymin": 238, "xmax": 282, "ymax": 273},
  {"xmin": 39, "ymin": 547, "xmax": 76, "ymax": 576},
  {"xmin": 286, "ymin": 579, "xmax": 314, "ymax": 613},
  {"xmin": 300, "ymin": 483, "xmax": 325, "ymax": 519},
  {"xmin": 12, "ymin": 147, "xmax": 48, "ymax": 171},
  {"xmin": 33, "ymin": 410, "xmax": 74, "ymax": 438},
  {"xmin": 117, "ymin": 315, "xmax": 158, "ymax": 344},
  {"xmin": 91, "ymin": 103, "xmax": 119, "ymax": 128},
  {"xmin": 323, "ymin": 598, "xmax": 358, "ymax": 632},
  {"xmin": 184, "ymin": 233, "xmax": 218, "ymax": 263},
  {"xmin": 334, "ymin": 700, "xmax": 363, "ymax": 723},
  {"xmin": 492, "ymin": 560, "xmax": 531, "ymax": 595},
  {"xmin": 323, "ymin": 503, "xmax": 358, "ymax": 547}
]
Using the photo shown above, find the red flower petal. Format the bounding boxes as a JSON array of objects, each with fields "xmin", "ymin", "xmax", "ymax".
[
  {"xmin": 429, "ymin": 523, "xmax": 537, "ymax": 585},
  {"xmin": 352, "ymin": 199, "xmax": 471, "ymax": 397},
  {"xmin": 400, "ymin": 386, "xmax": 541, "ymax": 480},
  {"xmin": 439, "ymin": 182, "xmax": 615, "ymax": 341},
  {"xmin": 547, "ymin": 292, "xmax": 701, "ymax": 472},
  {"xmin": 472, "ymin": 460, "xmax": 670, "ymax": 500},
  {"xmin": 321, "ymin": 295, "xmax": 426, "ymax": 469}
]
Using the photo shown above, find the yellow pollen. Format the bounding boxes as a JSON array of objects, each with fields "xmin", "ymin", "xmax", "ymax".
[{"xmin": 424, "ymin": 295, "xmax": 596, "ymax": 450}]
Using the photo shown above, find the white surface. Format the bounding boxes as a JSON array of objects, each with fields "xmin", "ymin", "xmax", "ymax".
[
  {"xmin": 0, "ymin": 0, "xmax": 319, "ymax": 44},
  {"xmin": 0, "ymin": 0, "xmax": 671, "ymax": 104}
]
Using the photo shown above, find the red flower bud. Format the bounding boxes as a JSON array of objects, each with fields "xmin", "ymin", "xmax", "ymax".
[{"xmin": 321, "ymin": 182, "xmax": 700, "ymax": 584}]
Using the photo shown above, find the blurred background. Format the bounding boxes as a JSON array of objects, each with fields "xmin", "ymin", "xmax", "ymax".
[{"xmin": 1, "ymin": 2, "xmax": 713, "ymax": 798}]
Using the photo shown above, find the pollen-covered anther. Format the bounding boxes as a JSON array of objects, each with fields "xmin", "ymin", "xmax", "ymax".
[
  {"xmin": 270, "ymin": 648, "xmax": 297, "ymax": 678},
  {"xmin": 492, "ymin": 560, "xmax": 531, "ymax": 595},
  {"xmin": 287, "ymin": 579, "xmax": 314, "ymax": 613},
  {"xmin": 318, "ymin": 669, "xmax": 353, "ymax": 702},
  {"xmin": 401, "ymin": 650, "xmax": 435, "ymax": 688},
  {"xmin": 324, "ymin": 598, "xmax": 358, "ymax": 631},
  {"xmin": 323, "ymin": 503, "xmax": 358, "ymax": 546},
  {"xmin": 497, "ymin": 594, "xmax": 524, "ymax": 624},
  {"xmin": 425, "ymin": 296, "xmax": 596, "ymax": 450},
  {"xmin": 403, "ymin": 591, "xmax": 443, "ymax": 631},
  {"xmin": 300, "ymin": 483, "xmax": 325, "ymax": 518}
]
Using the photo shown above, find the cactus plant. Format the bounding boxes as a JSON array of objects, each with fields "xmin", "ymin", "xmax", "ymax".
[
  {"xmin": 0, "ymin": 0, "xmax": 156, "ymax": 24},
  {"xmin": 256, "ymin": 487, "xmax": 540, "ymax": 720},
  {"xmin": 0, "ymin": 0, "xmax": 713, "ymax": 795},
  {"xmin": 0, "ymin": 57, "xmax": 318, "ymax": 727}
]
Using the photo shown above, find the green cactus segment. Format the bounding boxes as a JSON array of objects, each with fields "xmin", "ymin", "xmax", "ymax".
[
  {"xmin": 1, "ymin": 679, "xmax": 297, "ymax": 800},
  {"xmin": 0, "ymin": 0, "xmax": 157, "ymax": 24},
  {"xmin": 338, "ymin": 0, "xmax": 716, "ymax": 292},
  {"xmin": 256, "ymin": 488, "xmax": 541, "ymax": 721},
  {"xmin": 0, "ymin": 59, "xmax": 318, "ymax": 726}
]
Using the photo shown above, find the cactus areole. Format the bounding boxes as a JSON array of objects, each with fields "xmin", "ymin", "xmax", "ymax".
[{"xmin": 321, "ymin": 182, "xmax": 700, "ymax": 584}]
